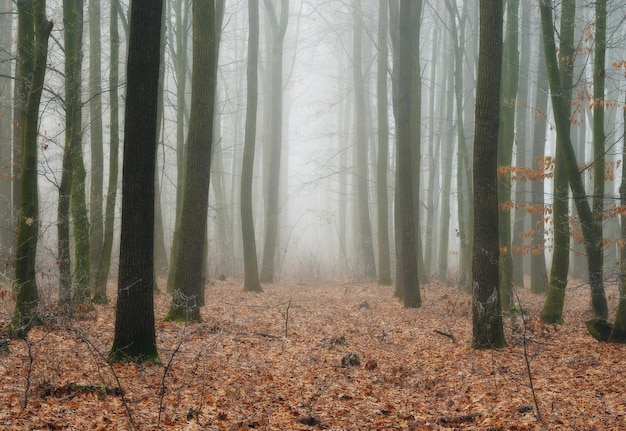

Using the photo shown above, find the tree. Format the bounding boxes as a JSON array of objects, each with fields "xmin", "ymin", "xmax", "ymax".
[
  {"xmin": 10, "ymin": 0, "xmax": 53, "ymax": 337},
  {"xmin": 591, "ymin": 0, "xmax": 606, "ymax": 311},
  {"xmin": 539, "ymin": 0, "xmax": 575, "ymax": 324},
  {"xmin": 0, "ymin": 0, "xmax": 13, "ymax": 270},
  {"xmin": 497, "ymin": 0, "xmax": 519, "ymax": 309},
  {"xmin": 88, "ymin": 0, "xmax": 104, "ymax": 294},
  {"xmin": 392, "ymin": 0, "xmax": 420, "ymax": 308},
  {"xmin": 93, "ymin": 0, "xmax": 121, "ymax": 304},
  {"xmin": 260, "ymin": 0, "xmax": 289, "ymax": 284},
  {"xmin": 241, "ymin": 0, "xmax": 263, "ymax": 293},
  {"xmin": 609, "ymin": 89, "xmax": 626, "ymax": 342},
  {"xmin": 529, "ymin": 48, "xmax": 549, "ymax": 294},
  {"xmin": 444, "ymin": 0, "xmax": 473, "ymax": 291},
  {"xmin": 376, "ymin": 0, "xmax": 392, "ymax": 286},
  {"xmin": 57, "ymin": 0, "xmax": 91, "ymax": 306},
  {"xmin": 472, "ymin": 0, "xmax": 506, "ymax": 349},
  {"xmin": 109, "ymin": 0, "xmax": 163, "ymax": 363},
  {"xmin": 165, "ymin": 0, "xmax": 191, "ymax": 293},
  {"xmin": 539, "ymin": 0, "xmax": 609, "ymax": 324},
  {"xmin": 351, "ymin": 0, "xmax": 377, "ymax": 280},
  {"xmin": 166, "ymin": 0, "xmax": 224, "ymax": 321}
]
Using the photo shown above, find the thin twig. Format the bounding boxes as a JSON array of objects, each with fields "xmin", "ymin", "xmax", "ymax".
[
  {"xmin": 71, "ymin": 328, "xmax": 137, "ymax": 431},
  {"xmin": 158, "ymin": 324, "xmax": 188, "ymax": 428},
  {"xmin": 513, "ymin": 289, "xmax": 542, "ymax": 423}
]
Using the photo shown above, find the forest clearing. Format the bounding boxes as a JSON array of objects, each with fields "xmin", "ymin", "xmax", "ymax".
[{"xmin": 1, "ymin": 279, "xmax": 625, "ymax": 431}]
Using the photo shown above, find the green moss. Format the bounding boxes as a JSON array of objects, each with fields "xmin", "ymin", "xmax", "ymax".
[
  {"xmin": 108, "ymin": 348, "xmax": 161, "ymax": 365},
  {"xmin": 539, "ymin": 284, "xmax": 566, "ymax": 324},
  {"xmin": 585, "ymin": 319, "xmax": 612, "ymax": 342},
  {"xmin": 163, "ymin": 305, "xmax": 201, "ymax": 323}
]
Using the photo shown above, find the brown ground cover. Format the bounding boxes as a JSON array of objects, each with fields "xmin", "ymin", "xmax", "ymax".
[{"xmin": 1, "ymin": 279, "xmax": 625, "ymax": 430}]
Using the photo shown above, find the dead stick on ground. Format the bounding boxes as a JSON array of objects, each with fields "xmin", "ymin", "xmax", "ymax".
[
  {"xmin": 284, "ymin": 300, "xmax": 291, "ymax": 338},
  {"xmin": 433, "ymin": 329, "xmax": 456, "ymax": 343}
]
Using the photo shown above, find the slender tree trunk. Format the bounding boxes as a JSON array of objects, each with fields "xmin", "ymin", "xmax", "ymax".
[
  {"xmin": 540, "ymin": 0, "xmax": 575, "ymax": 323},
  {"xmin": 376, "ymin": 0, "xmax": 392, "ymax": 286},
  {"xmin": 11, "ymin": 0, "xmax": 52, "ymax": 337},
  {"xmin": 166, "ymin": 0, "xmax": 191, "ymax": 293},
  {"xmin": 93, "ymin": 0, "xmax": 121, "ymax": 304},
  {"xmin": 0, "ymin": 0, "xmax": 13, "ymax": 271},
  {"xmin": 511, "ymin": 4, "xmax": 531, "ymax": 288},
  {"xmin": 539, "ymin": 0, "xmax": 608, "ymax": 323},
  {"xmin": 241, "ymin": 0, "xmax": 263, "ymax": 292},
  {"xmin": 497, "ymin": 0, "xmax": 519, "ymax": 309},
  {"xmin": 445, "ymin": 0, "xmax": 472, "ymax": 291},
  {"xmin": 352, "ymin": 0, "xmax": 377, "ymax": 279},
  {"xmin": 260, "ymin": 0, "xmax": 288, "ymax": 283},
  {"xmin": 530, "ymin": 46, "xmax": 549, "ymax": 294},
  {"xmin": 438, "ymin": 47, "xmax": 454, "ymax": 282},
  {"xmin": 64, "ymin": 0, "xmax": 91, "ymax": 304},
  {"xmin": 88, "ymin": 0, "xmax": 104, "ymax": 290},
  {"xmin": 610, "ymin": 89, "xmax": 626, "ymax": 342},
  {"xmin": 166, "ymin": 0, "xmax": 224, "ymax": 321},
  {"xmin": 591, "ymin": 0, "xmax": 606, "ymax": 307}
]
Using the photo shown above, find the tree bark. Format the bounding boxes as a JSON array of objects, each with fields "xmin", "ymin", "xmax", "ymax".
[
  {"xmin": 472, "ymin": 0, "xmax": 506, "ymax": 349},
  {"xmin": 0, "ymin": 0, "xmax": 13, "ymax": 272},
  {"xmin": 376, "ymin": 0, "xmax": 392, "ymax": 286},
  {"xmin": 497, "ymin": 0, "xmax": 519, "ymax": 309},
  {"xmin": 260, "ymin": 0, "xmax": 289, "ymax": 283},
  {"xmin": 241, "ymin": 0, "xmax": 263, "ymax": 293},
  {"xmin": 109, "ymin": 0, "xmax": 163, "ymax": 362},
  {"xmin": 88, "ymin": 0, "xmax": 104, "ymax": 292},
  {"xmin": 166, "ymin": 0, "xmax": 224, "ymax": 321},
  {"xmin": 392, "ymin": 0, "xmax": 420, "ymax": 308},
  {"xmin": 539, "ymin": 0, "xmax": 609, "ymax": 323},
  {"xmin": 93, "ymin": 0, "xmax": 121, "ymax": 304},
  {"xmin": 11, "ymin": 0, "xmax": 52, "ymax": 337}
]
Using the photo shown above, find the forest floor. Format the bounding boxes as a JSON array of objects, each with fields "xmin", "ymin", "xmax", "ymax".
[{"xmin": 1, "ymin": 277, "xmax": 626, "ymax": 430}]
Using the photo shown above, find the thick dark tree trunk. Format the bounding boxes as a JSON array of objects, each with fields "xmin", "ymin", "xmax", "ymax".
[
  {"xmin": 472, "ymin": 0, "xmax": 506, "ymax": 349},
  {"xmin": 109, "ymin": 0, "xmax": 163, "ymax": 362}
]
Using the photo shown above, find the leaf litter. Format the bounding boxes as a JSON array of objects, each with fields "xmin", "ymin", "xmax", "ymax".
[{"xmin": 1, "ymin": 279, "xmax": 626, "ymax": 430}]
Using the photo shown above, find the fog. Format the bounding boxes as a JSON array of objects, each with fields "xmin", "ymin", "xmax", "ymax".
[{"xmin": 2, "ymin": 0, "xmax": 626, "ymax": 290}]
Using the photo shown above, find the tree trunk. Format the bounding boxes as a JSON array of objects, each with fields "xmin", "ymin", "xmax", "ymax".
[
  {"xmin": 392, "ymin": 0, "xmax": 420, "ymax": 308},
  {"xmin": 260, "ymin": 0, "xmax": 288, "ymax": 284},
  {"xmin": 93, "ymin": 0, "xmax": 121, "ymax": 304},
  {"xmin": 591, "ymin": 0, "xmax": 606, "ymax": 310},
  {"xmin": 166, "ymin": 0, "xmax": 191, "ymax": 293},
  {"xmin": 511, "ymin": 2, "xmax": 531, "ymax": 288},
  {"xmin": 64, "ymin": 0, "xmax": 91, "ymax": 304},
  {"xmin": 109, "ymin": 0, "xmax": 162, "ymax": 363},
  {"xmin": 497, "ymin": 0, "xmax": 519, "ymax": 309},
  {"xmin": 11, "ymin": 0, "xmax": 52, "ymax": 337},
  {"xmin": 241, "ymin": 0, "xmax": 263, "ymax": 292},
  {"xmin": 352, "ymin": 0, "xmax": 377, "ymax": 280},
  {"xmin": 88, "ymin": 0, "xmax": 104, "ymax": 291},
  {"xmin": 166, "ymin": 0, "xmax": 223, "ymax": 321},
  {"xmin": 376, "ymin": 0, "xmax": 392, "ymax": 286},
  {"xmin": 0, "ymin": 0, "xmax": 13, "ymax": 272},
  {"xmin": 529, "ymin": 46, "xmax": 549, "ymax": 294},
  {"xmin": 609, "ymin": 89, "xmax": 626, "ymax": 342},
  {"xmin": 539, "ymin": 0, "xmax": 608, "ymax": 323},
  {"xmin": 472, "ymin": 0, "xmax": 506, "ymax": 349},
  {"xmin": 438, "ymin": 47, "xmax": 454, "ymax": 283}
]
